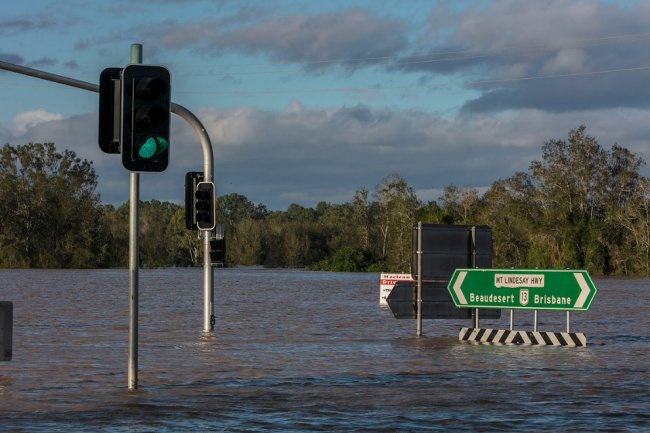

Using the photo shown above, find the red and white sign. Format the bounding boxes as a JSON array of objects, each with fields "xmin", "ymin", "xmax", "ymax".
[{"xmin": 379, "ymin": 273, "xmax": 414, "ymax": 305}]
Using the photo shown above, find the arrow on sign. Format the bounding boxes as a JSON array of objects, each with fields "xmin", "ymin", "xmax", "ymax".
[
  {"xmin": 447, "ymin": 269, "xmax": 598, "ymax": 311},
  {"xmin": 573, "ymin": 272, "xmax": 590, "ymax": 309},
  {"xmin": 452, "ymin": 271, "xmax": 468, "ymax": 305}
]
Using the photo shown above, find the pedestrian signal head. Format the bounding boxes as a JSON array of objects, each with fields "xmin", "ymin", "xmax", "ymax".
[{"xmin": 195, "ymin": 181, "xmax": 215, "ymax": 231}]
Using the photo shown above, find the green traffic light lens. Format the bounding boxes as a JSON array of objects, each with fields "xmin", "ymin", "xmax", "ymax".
[
  {"xmin": 138, "ymin": 137, "xmax": 157, "ymax": 159},
  {"xmin": 138, "ymin": 136, "xmax": 169, "ymax": 159}
]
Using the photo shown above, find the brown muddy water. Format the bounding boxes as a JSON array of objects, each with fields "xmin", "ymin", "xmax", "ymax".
[{"xmin": 0, "ymin": 268, "xmax": 648, "ymax": 432}]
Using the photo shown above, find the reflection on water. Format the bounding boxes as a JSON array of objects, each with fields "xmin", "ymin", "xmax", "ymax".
[{"xmin": 0, "ymin": 268, "xmax": 649, "ymax": 431}]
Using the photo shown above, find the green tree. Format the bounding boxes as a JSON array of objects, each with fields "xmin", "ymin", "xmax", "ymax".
[
  {"xmin": 416, "ymin": 201, "xmax": 444, "ymax": 224},
  {"xmin": 310, "ymin": 246, "xmax": 370, "ymax": 272},
  {"xmin": 374, "ymin": 174, "xmax": 420, "ymax": 272},
  {"xmin": 530, "ymin": 126, "xmax": 613, "ymax": 271},
  {"xmin": 316, "ymin": 203, "xmax": 354, "ymax": 253},
  {"xmin": 351, "ymin": 188, "xmax": 372, "ymax": 251},
  {"xmin": 439, "ymin": 185, "xmax": 482, "ymax": 224},
  {"xmin": 218, "ymin": 193, "xmax": 267, "ymax": 228},
  {"xmin": 230, "ymin": 218, "xmax": 264, "ymax": 265},
  {"xmin": 0, "ymin": 142, "xmax": 101, "ymax": 268},
  {"xmin": 167, "ymin": 207, "xmax": 201, "ymax": 266},
  {"xmin": 481, "ymin": 125, "xmax": 648, "ymax": 275},
  {"xmin": 479, "ymin": 172, "xmax": 536, "ymax": 268},
  {"xmin": 95, "ymin": 204, "xmax": 128, "ymax": 268},
  {"xmin": 606, "ymin": 178, "xmax": 650, "ymax": 276},
  {"xmin": 138, "ymin": 200, "xmax": 181, "ymax": 267},
  {"xmin": 601, "ymin": 144, "xmax": 648, "ymax": 275}
]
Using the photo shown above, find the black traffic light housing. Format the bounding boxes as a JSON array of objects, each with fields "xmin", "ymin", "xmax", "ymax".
[
  {"xmin": 98, "ymin": 67, "xmax": 122, "ymax": 154},
  {"xmin": 210, "ymin": 236, "xmax": 226, "ymax": 266},
  {"xmin": 121, "ymin": 64, "xmax": 171, "ymax": 172},
  {"xmin": 185, "ymin": 171, "xmax": 203, "ymax": 230},
  {"xmin": 195, "ymin": 181, "xmax": 216, "ymax": 231}
]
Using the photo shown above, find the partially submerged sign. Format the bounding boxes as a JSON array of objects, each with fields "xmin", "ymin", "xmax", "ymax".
[
  {"xmin": 379, "ymin": 273, "xmax": 413, "ymax": 305},
  {"xmin": 448, "ymin": 269, "xmax": 597, "ymax": 311},
  {"xmin": 1, "ymin": 301, "xmax": 12, "ymax": 361}
]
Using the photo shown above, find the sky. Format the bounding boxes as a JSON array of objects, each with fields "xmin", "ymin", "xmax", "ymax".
[{"xmin": 2, "ymin": 0, "xmax": 650, "ymax": 210}]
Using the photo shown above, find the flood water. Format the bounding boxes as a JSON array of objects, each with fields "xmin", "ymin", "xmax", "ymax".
[{"xmin": 0, "ymin": 268, "xmax": 648, "ymax": 432}]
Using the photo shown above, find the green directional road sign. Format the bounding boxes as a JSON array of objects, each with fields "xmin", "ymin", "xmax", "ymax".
[{"xmin": 447, "ymin": 269, "xmax": 597, "ymax": 311}]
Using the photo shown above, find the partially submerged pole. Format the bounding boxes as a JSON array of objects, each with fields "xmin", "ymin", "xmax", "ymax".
[
  {"xmin": 416, "ymin": 221, "xmax": 423, "ymax": 336},
  {"xmin": 128, "ymin": 43, "xmax": 142, "ymax": 390}
]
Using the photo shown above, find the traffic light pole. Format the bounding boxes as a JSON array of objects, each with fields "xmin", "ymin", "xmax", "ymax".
[
  {"xmin": 416, "ymin": 222, "xmax": 423, "ymax": 337},
  {"xmin": 128, "ymin": 44, "xmax": 142, "ymax": 391},
  {"xmin": 173, "ymin": 104, "xmax": 215, "ymax": 333},
  {"xmin": 170, "ymin": 116, "xmax": 214, "ymax": 335}
]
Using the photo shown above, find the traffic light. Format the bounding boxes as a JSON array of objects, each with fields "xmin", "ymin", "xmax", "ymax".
[
  {"xmin": 121, "ymin": 64, "xmax": 171, "ymax": 172},
  {"xmin": 195, "ymin": 181, "xmax": 215, "ymax": 231},
  {"xmin": 98, "ymin": 67, "xmax": 122, "ymax": 154},
  {"xmin": 210, "ymin": 236, "xmax": 226, "ymax": 266},
  {"xmin": 185, "ymin": 171, "xmax": 203, "ymax": 230}
]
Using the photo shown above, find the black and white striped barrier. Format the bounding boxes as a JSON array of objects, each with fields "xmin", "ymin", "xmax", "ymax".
[{"xmin": 459, "ymin": 327, "xmax": 586, "ymax": 347}]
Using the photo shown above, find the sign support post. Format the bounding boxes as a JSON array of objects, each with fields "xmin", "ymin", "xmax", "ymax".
[{"xmin": 470, "ymin": 226, "xmax": 479, "ymax": 329}]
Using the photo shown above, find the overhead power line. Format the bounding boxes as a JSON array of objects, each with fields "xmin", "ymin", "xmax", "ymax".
[
  {"xmin": 4, "ymin": 31, "xmax": 650, "ymax": 98},
  {"xmin": 173, "ymin": 64, "xmax": 650, "ymax": 97},
  {"xmin": 173, "ymin": 30, "xmax": 650, "ymax": 77}
]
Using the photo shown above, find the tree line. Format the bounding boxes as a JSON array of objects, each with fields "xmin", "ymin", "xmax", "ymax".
[{"xmin": 2, "ymin": 126, "xmax": 650, "ymax": 275}]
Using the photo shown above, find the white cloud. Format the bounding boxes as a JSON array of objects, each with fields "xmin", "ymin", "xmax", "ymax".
[
  {"xmin": 141, "ymin": 8, "xmax": 408, "ymax": 70},
  {"xmin": 542, "ymin": 48, "xmax": 588, "ymax": 74},
  {"xmin": 10, "ymin": 109, "xmax": 63, "ymax": 135},
  {"xmin": 7, "ymin": 104, "xmax": 650, "ymax": 210},
  {"xmin": 408, "ymin": 0, "xmax": 650, "ymax": 113}
]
